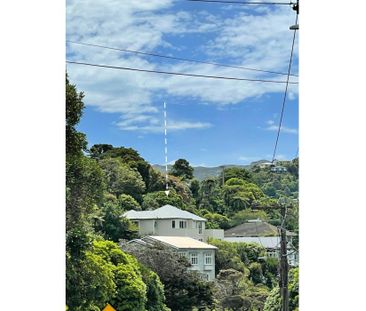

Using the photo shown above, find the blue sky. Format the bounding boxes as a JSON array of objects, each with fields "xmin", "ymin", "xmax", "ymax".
[{"xmin": 66, "ymin": 0, "xmax": 298, "ymax": 166}]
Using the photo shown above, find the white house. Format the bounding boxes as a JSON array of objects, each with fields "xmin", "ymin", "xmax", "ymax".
[
  {"xmin": 130, "ymin": 235, "xmax": 217, "ymax": 281},
  {"xmin": 123, "ymin": 204, "xmax": 224, "ymax": 242},
  {"xmin": 271, "ymin": 166, "xmax": 287, "ymax": 173},
  {"xmin": 224, "ymin": 219, "xmax": 298, "ymax": 266}
]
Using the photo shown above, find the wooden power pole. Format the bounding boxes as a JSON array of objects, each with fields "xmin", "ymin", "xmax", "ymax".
[{"xmin": 279, "ymin": 202, "xmax": 289, "ymax": 311}]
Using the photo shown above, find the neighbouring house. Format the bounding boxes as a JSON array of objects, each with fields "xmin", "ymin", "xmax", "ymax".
[
  {"xmin": 128, "ymin": 235, "xmax": 217, "ymax": 281},
  {"xmin": 271, "ymin": 165, "xmax": 287, "ymax": 173},
  {"xmin": 259, "ymin": 162, "xmax": 273, "ymax": 169},
  {"xmin": 224, "ymin": 219, "xmax": 298, "ymax": 266},
  {"xmin": 123, "ymin": 204, "xmax": 224, "ymax": 242}
]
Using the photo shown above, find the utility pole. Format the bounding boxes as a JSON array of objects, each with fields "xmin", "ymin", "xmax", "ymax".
[{"xmin": 279, "ymin": 198, "xmax": 289, "ymax": 311}]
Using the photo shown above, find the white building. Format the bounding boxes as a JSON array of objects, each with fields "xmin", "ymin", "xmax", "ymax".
[
  {"xmin": 130, "ymin": 235, "xmax": 217, "ymax": 281},
  {"xmin": 271, "ymin": 166, "xmax": 287, "ymax": 173},
  {"xmin": 123, "ymin": 204, "xmax": 224, "ymax": 242}
]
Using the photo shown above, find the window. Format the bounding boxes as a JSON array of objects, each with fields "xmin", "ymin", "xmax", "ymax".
[
  {"xmin": 204, "ymin": 252, "xmax": 212, "ymax": 265},
  {"xmin": 179, "ymin": 220, "xmax": 187, "ymax": 229},
  {"xmin": 198, "ymin": 222, "xmax": 202, "ymax": 234},
  {"xmin": 172, "ymin": 220, "xmax": 175, "ymax": 228},
  {"xmin": 190, "ymin": 252, "xmax": 198, "ymax": 265},
  {"xmin": 154, "ymin": 221, "xmax": 158, "ymax": 228},
  {"xmin": 177, "ymin": 251, "xmax": 186, "ymax": 258}
]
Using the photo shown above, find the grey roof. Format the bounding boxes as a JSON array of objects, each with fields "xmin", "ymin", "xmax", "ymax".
[
  {"xmin": 224, "ymin": 220, "xmax": 295, "ymax": 237},
  {"xmin": 123, "ymin": 204, "xmax": 207, "ymax": 221},
  {"xmin": 223, "ymin": 236, "xmax": 282, "ymax": 249}
]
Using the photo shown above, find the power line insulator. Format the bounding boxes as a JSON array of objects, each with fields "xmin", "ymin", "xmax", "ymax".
[{"xmin": 292, "ymin": 1, "xmax": 299, "ymax": 14}]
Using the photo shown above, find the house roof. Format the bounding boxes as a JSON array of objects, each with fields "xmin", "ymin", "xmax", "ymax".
[
  {"xmin": 223, "ymin": 236, "xmax": 282, "ymax": 249},
  {"xmin": 145, "ymin": 236, "xmax": 217, "ymax": 250},
  {"xmin": 123, "ymin": 204, "xmax": 207, "ymax": 221},
  {"xmin": 224, "ymin": 220, "xmax": 295, "ymax": 237}
]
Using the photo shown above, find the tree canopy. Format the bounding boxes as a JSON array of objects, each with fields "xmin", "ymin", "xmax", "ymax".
[{"xmin": 170, "ymin": 158, "xmax": 194, "ymax": 180}]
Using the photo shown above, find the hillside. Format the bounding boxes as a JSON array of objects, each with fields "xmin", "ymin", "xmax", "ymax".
[{"xmin": 153, "ymin": 164, "xmax": 250, "ymax": 181}]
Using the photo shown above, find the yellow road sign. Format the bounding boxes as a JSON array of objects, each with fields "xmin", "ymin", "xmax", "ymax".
[{"xmin": 102, "ymin": 303, "xmax": 116, "ymax": 311}]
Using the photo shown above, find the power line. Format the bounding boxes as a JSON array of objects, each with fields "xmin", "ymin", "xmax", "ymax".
[
  {"xmin": 67, "ymin": 40, "xmax": 298, "ymax": 78},
  {"xmin": 187, "ymin": 0, "xmax": 293, "ymax": 5},
  {"xmin": 271, "ymin": 13, "xmax": 298, "ymax": 163},
  {"xmin": 66, "ymin": 60, "xmax": 299, "ymax": 84}
]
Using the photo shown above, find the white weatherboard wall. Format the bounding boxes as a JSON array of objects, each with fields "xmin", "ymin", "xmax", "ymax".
[
  {"xmin": 124, "ymin": 205, "xmax": 224, "ymax": 242},
  {"xmin": 179, "ymin": 249, "xmax": 216, "ymax": 281},
  {"xmin": 134, "ymin": 219, "xmax": 207, "ymax": 240}
]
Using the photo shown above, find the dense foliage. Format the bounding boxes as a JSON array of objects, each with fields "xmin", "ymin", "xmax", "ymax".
[
  {"xmin": 66, "ymin": 77, "xmax": 169, "ymax": 311},
  {"xmin": 263, "ymin": 268, "xmax": 299, "ymax": 311},
  {"xmin": 66, "ymin": 77, "xmax": 299, "ymax": 310}
]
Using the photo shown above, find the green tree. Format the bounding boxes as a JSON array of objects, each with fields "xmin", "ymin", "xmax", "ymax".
[
  {"xmin": 66, "ymin": 76, "xmax": 106, "ymax": 232},
  {"xmin": 92, "ymin": 240, "xmax": 148, "ymax": 311},
  {"xmin": 190, "ymin": 179, "xmax": 200, "ymax": 200},
  {"xmin": 249, "ymin": 262, "xmax": 264, "ymax": 285},
  {"xmin": 208, "ymin": 239, "xmax": 247, "ymax": 274},
  {"xmin": 142, "ymin": 190, "xmax": 185, "ymax": 210},
  {"xmin": 198, "ymin": 178, "xmax": 226, "ymax": 213},
  {"xmin": 99, "ymin": 158, "xmax": 146, "ymax": 201},
  {"xmin": 66, "ymin": 156, "xmax": 106, "ymax": 232},
  {"xmin": 66, "ymin": 74, "xmax": 87, "ymax": 157},
  {"xmin": 220, "ymin": 167, "xmax": 252, "ymax": 183},
  {"xmin": 214, "ymin": 269, "xmax": 270, "ymax": 311},
  {"xmin": 263, "ymin": 268, "xmax": 299, "ymax": 311},
  {"xmin": 139, "ymin": 265, "xmax": 170, "ymax": 311},
  {"xmin": 119, "ymin": 194, "xmax": 141, "ymax": 211},
  {"xmin": 89, "ymin": 144, "xmax": 114, "ymax": 159},
  {"xmin": 123, "ymin": 243, "xmax": 215, "ymax": 311},
  {"xmin": 97, "ymin": 200, "xmax": 138, "ymax": 242},
  {"xmin": 95, "ymin": 146, "xmax": 152, "ymax": 188},
  {"xmin": 170, "ymin": 158, "xmax": 194, "ymax": 180},
  {"xmin": 146, "ymin": 167, "xmax": 166, "ymax": 192},
  {"xmin": 203, "ymin": 212, "xmax": 230, "ymax": 229},
  {"xmin": 223, "ymin": 178, "xmax": 266, "ymax": 212},
  {"xmin": 66, "ymin": 249, "xmax": 116, "ymax": 311}
]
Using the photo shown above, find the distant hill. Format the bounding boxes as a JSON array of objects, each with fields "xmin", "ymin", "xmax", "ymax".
[{"xmin": 153, "ymin": 163, "xmax": 251, "ymax": 181}]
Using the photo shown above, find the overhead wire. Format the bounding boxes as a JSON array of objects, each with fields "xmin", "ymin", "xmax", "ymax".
[
  {"xmin": 271, "ymin": 13, "xmax": 298, "ymax": 163},
  {"xmin": 187, "ymin": 0, "xmax": 293, "ymax": 5},
  {"xmin": 66, "ymin": 60, "xmax": 299, "ymax": 84},
  {"xmin": 67, "ymin": 40, "xmax": 298, "ymax": 78}
]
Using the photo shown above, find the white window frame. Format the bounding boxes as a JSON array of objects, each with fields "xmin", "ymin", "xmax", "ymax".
[
  {"xmin": 198, "ymin": 222, "xmax": 203, "ymax": 234},
  {"xmin": 190, "ymin": 252, "xmax": 198, "ymax": 265},
  {"xmin": 172, "ymin": 220, "xmax": 176, "ymax": 228},
  {"xmin": 179, "ymin": 220, "xmax": 187, "ymax": 229},
  {"xmin": 204, "ymin": 252, "xmax": 212, "ymax": 265},
  {"xmin": 177, "ymin": 251, "xmax": 187, "ymax": 258}
]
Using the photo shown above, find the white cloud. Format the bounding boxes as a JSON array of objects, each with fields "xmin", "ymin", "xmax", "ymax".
[
  {"xmin": 66, "ymin": 1, "xmax": 298, "ymax": 132},
  {"xmin": 265, "ymin": 124, "xmax": 298, "ymax": 134},
  {"xmin": 116, "ymin": 116, "xmax": 212, "ymax": 133}
]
